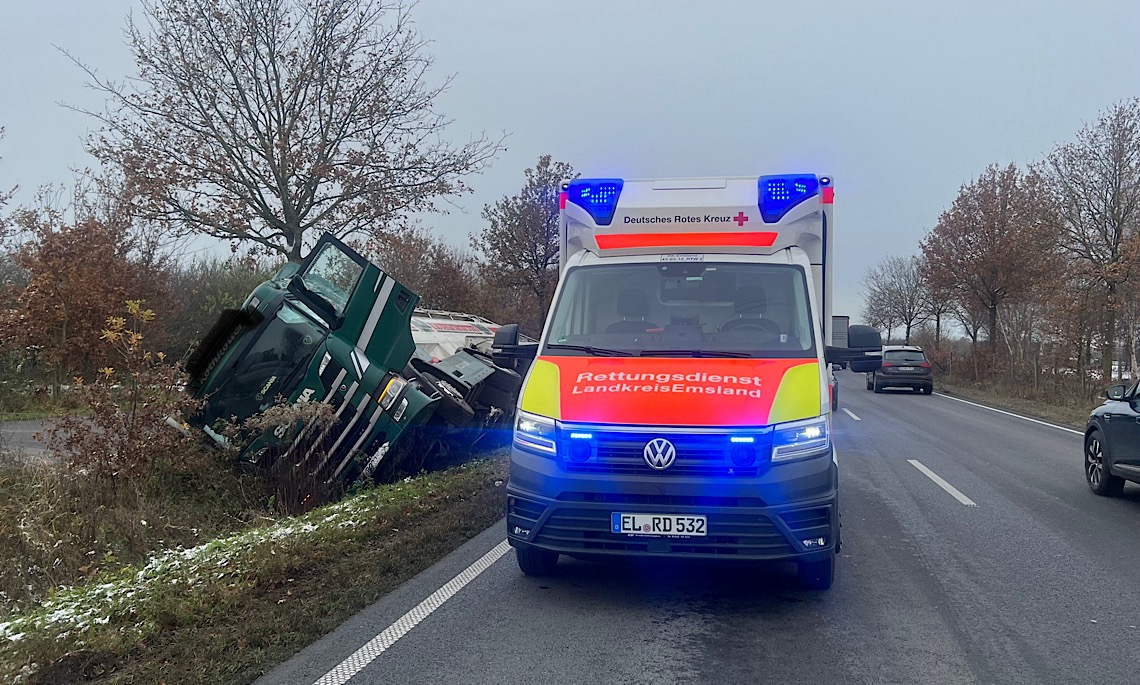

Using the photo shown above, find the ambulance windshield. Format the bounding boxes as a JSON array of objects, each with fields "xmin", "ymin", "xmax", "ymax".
[{"xmin": 543, "ymin": 262, "xmax": 816, "ymax": 358}]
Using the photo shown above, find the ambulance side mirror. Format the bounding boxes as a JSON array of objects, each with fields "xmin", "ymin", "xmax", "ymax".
[
  {"xmin": 825, "ymin": 325, "xmax": 883, "ymax": 373},
  {"xmin": 491, "ymin": 324, "xmax": 539, "ymax": 372},
  {"xmin": 493, "ymin": 324, "xmax": 521, "ymax": 348}
]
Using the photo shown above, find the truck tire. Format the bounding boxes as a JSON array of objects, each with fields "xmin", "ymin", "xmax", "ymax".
[
  {"xmin": 798, "ymin": 554, "xmax": 834, "ymax": 590},
  {"xmin": 515, "ymin": 547, "xmax": 559, "ymax": 576},
  {"xmin": 479, "ymin": 385, "xmax": 518, "ymax": 411}
]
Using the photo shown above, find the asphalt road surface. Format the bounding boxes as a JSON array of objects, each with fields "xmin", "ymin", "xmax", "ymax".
[
  {"xmin": 256, "ymin": 370, "xmax": 1140, "ymax": 685},
  {"xmin": 0, "ymin": 419, "xmax": 49, "ymax": 457}
]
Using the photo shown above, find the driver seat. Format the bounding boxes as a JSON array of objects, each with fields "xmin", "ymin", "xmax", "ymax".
[
  {"xmin": 720, "ymin": 285, "xmax": 781, "ymax": 335},
  {"xmin": 606, "ymin": 289, "xmax": 658, "ymax": 333}
]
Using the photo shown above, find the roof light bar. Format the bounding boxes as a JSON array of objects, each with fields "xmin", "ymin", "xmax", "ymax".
[
  {"xmin": 757, "ymin": 174, "xmax": 820, "ymax": 223},
  {"xmin": 566, "ymin": 179, "xmax": 624, "ymax": 226}
]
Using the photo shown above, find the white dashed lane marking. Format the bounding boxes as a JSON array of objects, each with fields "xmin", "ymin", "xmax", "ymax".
[{"xmin": 908, "ymin": 459, "xmax": 978, "ymax": 507}]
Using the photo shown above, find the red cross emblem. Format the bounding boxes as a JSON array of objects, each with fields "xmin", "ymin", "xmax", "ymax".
[{"xmin": 734, "ymin": 211, "xmax": 748, "ymax": 226}]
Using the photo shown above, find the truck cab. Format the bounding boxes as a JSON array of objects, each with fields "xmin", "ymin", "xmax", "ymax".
[
  {"xmin": 185, "ymin": 234, "xmax": 439, "ymax": 486},
  {"xmin": 506, "ymin": 174, "xmax": 880, "ymax": 589}
]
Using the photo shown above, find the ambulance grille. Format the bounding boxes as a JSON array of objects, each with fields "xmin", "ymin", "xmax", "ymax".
[
  {"xmin": 532, "ymin": 508, "xmax": 794, "ymax": 558},
  {"xmin": 557, "ymin": 429, "xmax": 772, "ymax": 477},
  {"xmin": 778, "ymin": 507, "xmax": 832, "ymax": 540}
]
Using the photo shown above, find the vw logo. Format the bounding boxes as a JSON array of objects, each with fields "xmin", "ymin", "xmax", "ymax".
[{"xmin": 643, "ymin": 438, "xmax": 677, "ymax": 470}]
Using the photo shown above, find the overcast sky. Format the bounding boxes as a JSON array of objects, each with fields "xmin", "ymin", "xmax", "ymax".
[{"xmin": 2, "ymin": 0, "xmax": 1139, "ymax": 322}]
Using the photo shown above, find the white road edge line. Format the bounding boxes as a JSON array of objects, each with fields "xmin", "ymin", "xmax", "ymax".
[
  {"xmin": 841, "ymin": 408, "xmax": 861, "ymax": 421},
  {"xmin": 908, "ymin": 459, "xmax": 978, "ymax": 507},
  {"xmin": 935, "ymin": 392, "xmax": 1082, "ymax": 435},
  {"xmin": 313, "ymin": 539, "xmax": 511, "ymax": 685}
]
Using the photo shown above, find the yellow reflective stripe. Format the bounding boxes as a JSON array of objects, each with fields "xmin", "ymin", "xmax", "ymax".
[
  {"xmin": 768, "ymin": 362, "xmax": 821, "ymax": 424},
  {"xmin": 519, "ymin": 359, "xmax": 561, "ymax": 420}
]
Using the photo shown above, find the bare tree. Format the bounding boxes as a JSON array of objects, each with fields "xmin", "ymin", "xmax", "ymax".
[
  {"xmin": 920, "ymin": 270, "xmax": 955, "ymax": 350},
  {"xmin": 1039, "ymin": 98, "xmax": 1140, "ymax": 381},
  {"xmin": 472, "ymin": 155, "xmax": 577, "ymax": 335},
  {"xmin": 921, "ymin": 163, "xmax": 1057, "ymax": 355},
  {"xmin": 72, "ymin": 0, "xmax": 504, "ymax": 261},
  {"xmin": 860, "ymin": 255, "xmax": 927, "ymax": 344},
  {"xmin": 365, "ymin": 226, "xmax": 483, "ymax": 313}
]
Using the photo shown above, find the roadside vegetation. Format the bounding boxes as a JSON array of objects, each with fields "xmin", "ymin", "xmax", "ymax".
[
  {"xmin": 861, "ymin": 98, "xmax": 1140, "ymax": 422},
  {"xmin": 0, "ymin": 0, "xmax": 1128, "ymax": 681},
  {"xmin": 0, "ymin": 455, "xmax": 507, "ymax": 685},
  {"xmin": 0, "ymin": 3, "xmax": 570, "ymax": 680}
]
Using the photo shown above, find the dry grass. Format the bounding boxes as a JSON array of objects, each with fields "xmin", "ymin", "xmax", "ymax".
[
  {"xmin": 0, "ymin": 454, "xmax": 275, "ymax": 618},
  {"xmin": 937, "ymin": 377, "xmax": 1098, "ymax": 429},
  {"xmin": 0, "ymin": 453, "xmax": 508, "ymax": 685}
]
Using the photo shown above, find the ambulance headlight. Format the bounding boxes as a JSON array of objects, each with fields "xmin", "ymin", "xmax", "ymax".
[
  {"xmin": 771, "ymin": 416, "xmax": 830, "ymax": 463},
  {"xmin": 514, "ymin": 410, "xmax": 557, "ymax": 455}
]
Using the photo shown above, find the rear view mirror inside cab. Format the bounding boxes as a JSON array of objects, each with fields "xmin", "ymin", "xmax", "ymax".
[{"xmin": 658, "ymin": 267, "xmax": 734, "ymax": 304}]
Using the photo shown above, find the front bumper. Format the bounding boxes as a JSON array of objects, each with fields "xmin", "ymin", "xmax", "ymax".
[
  {"xmin": 506, "ymin": 444, "xmax": 838, "ymax": 563},
  {"xmin": 876, "ymin": 371, "xmax": 933, "ymax": 388}
]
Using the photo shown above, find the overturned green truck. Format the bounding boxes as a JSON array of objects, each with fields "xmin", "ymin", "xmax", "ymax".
[{"xmin": 183, "ymin": 234, "xmax": 532, "ymax": 486}]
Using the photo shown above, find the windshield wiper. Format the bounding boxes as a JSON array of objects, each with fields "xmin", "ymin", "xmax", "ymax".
[
  {"xmin": 545, "ymin": 343, "xmax": 634, "ymax": 357},
  {"xmin": 638, "ymin": 349, "xmax": 752, "ymax": 358}
]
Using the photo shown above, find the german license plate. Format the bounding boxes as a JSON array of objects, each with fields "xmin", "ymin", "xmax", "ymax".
[
  {"xmin": 899, "ymin": 366, "xmax": 915, "ymax": 371},
  {"xmin": 611, "ymin": 513, "xmax": 707, "ymax": 537}
]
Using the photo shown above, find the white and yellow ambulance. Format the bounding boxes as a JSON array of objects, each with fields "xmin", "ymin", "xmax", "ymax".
[{"xmin": 506, "ymin": 174, "xmax": 881, "ymax": 589}]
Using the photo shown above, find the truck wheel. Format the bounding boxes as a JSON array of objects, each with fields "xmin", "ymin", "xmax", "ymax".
[
  {"xmin": 798, "ymin": 554, "xmax": 834, "ymax": 590},
  {"xmin": 515, "ymin": 547, "xmax": 559, "ymax": 576},
  {"xmin": 479, "ymin": 385, "xmax": 518, "ymax": 411}
]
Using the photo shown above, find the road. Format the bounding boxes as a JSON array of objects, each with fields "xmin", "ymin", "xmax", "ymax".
[
  {"xmin": 256, "ymin": 370, "xmax": 1140, "ymax": 685},
  {"xmin": 0, "ymin": 419, "xmax": 49, "ymax": 457}
]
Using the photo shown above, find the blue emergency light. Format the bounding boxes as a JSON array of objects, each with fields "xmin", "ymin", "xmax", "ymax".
[
  {"xmin": 757, "ymin": 174, "xmax": 820, "ymax": 223},
  {"xmin": 566, "ymin": 178, "xmax": 624, "ymax": 226}
]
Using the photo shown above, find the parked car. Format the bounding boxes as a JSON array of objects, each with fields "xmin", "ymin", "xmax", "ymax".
[
  {"xmin": 865, "ymin": 345, "xmax": 933, "ymax": 394},
  {"xmin": 1083, "ymin": 382, "xmax": 1140, "ymax": 496}
]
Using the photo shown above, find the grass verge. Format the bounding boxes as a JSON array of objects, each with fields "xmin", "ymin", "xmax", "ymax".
[
  {"xmin": 0, "ymin": 453, "xmax": 508, "ymax": 685},
  {"xmin": 0, "ymin": 456, "xmax": 275, "ymax": 618},
  {"xmin": 936, "ymin": 379, "xmax": 1095, "ymax": 430}
]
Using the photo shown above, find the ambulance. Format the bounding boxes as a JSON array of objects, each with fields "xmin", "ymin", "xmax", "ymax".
[{"xmin": 505, "ymin": 174, "xmax": 882, "ymax": 589}]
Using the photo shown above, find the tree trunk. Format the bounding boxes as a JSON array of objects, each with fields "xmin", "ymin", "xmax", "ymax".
[
  {"xmin": 1103, "ymin": 283, "xmax": 1116, "ymax": 382},
  {"xmin": 988, "ymin": 305, "xmax": 999, "ymax": 354},
  {"xmin": 935, "ymin": 313, "xmax": 942, "ymax": 349}
]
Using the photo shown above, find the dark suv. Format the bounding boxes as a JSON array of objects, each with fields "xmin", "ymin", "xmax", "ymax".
[
  {"xmin": 1083, "ymin": 381, "xmax": 1140, "ymax": 496},
  {"xmin": 866, "ymin": 345, "xmax": 933, "ymax": 394}
]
